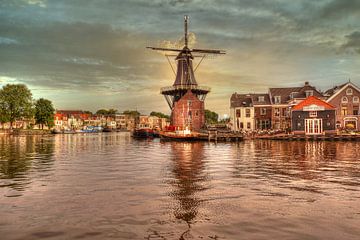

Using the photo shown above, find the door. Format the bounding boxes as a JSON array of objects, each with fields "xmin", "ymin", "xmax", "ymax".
[{"xmin": 305, "ymin": 119, "xmax": 323, "ymax": 135}]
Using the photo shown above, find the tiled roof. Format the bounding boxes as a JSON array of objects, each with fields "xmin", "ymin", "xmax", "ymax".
[
  {"xmin": 230, "ymin": 93, "xmax": 253, "ymax": 108},
  {"xmin": 250, "ymin": 93, "xmax": 271, "ymax": 105},
  {"xmin": 292, "ymin": 96, "xmax": 335, "ymax": 110},
  {"xmin": 269, "ymin": 82, "xmax": 323, "ymax": 104},
  {"xmin": 323, "ymin": 83, "xmax": 346, "ymax": 97}
]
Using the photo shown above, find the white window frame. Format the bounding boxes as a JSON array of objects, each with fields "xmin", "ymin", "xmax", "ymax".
[
  {"xmin": 258, "ymin": 96, "xmax": 265, "ymax": 102},
  {"xmin": 346, "ymin": 88, "xmax": 353, "ymax": 95},
  {"xmin": 274, "ymin": 96, "xmax": 281, "ymax": 104},
  {"xmin": 342, "ymin": 96, "xmax": 348, "ymax": 103},
  {"xmin": 309, "ymin": 111, "xmax": 317, "ymax": 117},
  {"xmin": 353, "ymin": 96, "xmax": 359, "ymax": 103}
]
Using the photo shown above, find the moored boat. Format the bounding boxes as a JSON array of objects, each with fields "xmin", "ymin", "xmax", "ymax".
[{"xmin": 132, "ymin": 128, "xmax": 154, "ymax": 139}]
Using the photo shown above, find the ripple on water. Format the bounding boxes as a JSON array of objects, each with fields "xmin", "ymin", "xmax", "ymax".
[{"xmin": 1, "ymin": 135, "xmax": 360, "ymax": 239}]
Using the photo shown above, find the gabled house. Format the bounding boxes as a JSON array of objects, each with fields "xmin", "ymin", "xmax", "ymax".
[
  {"xmin": 269, "ymin": 82, "xmax": 323, "ymax": 130},
  {"xmin": 250, "ymin": 94, "xmax": 272, "ymax": 130},
  {"xmin": 291, "ymin": 96, "xmax": 336, "ymax": 135},
  {"xmin": 325, "ymin": 81, "xmax": 360, "ymax": 130},
  {"xmin": 230, "ymin": 93, "xmax": 254, "ymax": 131}
]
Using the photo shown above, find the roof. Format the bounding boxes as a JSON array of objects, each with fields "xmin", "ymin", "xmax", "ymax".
[
  {"xmin": 292, "ymin": 96, "xmax": 335, "ymax": 111},
  {"xmin": 250, "ymin": 93, "xmax": 271, "ymax": 105},
  {"xmin": 230, "ymin": 93, "xmax": 253, "ymax": 108},
  {"xmin": 269, "ymin": 82, "xmax": 323, "ymax": 104},
  {"xmin": 325, "ymin": 82, "xmax": 360, "ymax": 102}
]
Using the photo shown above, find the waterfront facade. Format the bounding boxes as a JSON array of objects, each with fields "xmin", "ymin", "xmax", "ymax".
[
  {"xmin": 230, "ymin": 93, "xmax": 254, "ymax": 131},
  {"xmin": 325, "ymin": 82, "xmax": 360, "ymax": 131},
  {"xmin": 269, "ymin": 82, "xmax": 323, "ymax": 130},
  {"xmin": 291, "ymin": 96, "xmax": 336, "ymax": 135}
]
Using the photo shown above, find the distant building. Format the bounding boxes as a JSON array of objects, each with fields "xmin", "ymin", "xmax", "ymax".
[
  {"xmin": 291, "ymin": 96, "xmax": 336, "ymax": 135},
  {"xmin": 54, "ymin": 110, "xmax": 90, "ymax": 129},
  {"xmin": 269, "ymin": 81, "xmax": 323, "ymax": 130},
  {"xmin": 325, "ymin": 81, "xmax": 360, "ymax": 130}
]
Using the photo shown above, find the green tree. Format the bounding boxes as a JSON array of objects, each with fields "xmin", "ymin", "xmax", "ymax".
[
  {"xmin": 123, "ymin": 110, "xmax": 140, "ymax": 118},
  {"xmin": 205, "ymin": 109, "xmax": 219, "ymax": 124},
  {"xmin": 96, "ymin": 109, "xmax": 109, "ymax": 115},
  {"xmin": 150, "ymin": 111, "xmax": 170, "ymax": 119},
  {"xmin": 34, "ymin": 98, "xmax": 55, "ymax": 129},
  {"xmin": 0, "ymin": 84, "xmax": 33, "ymax": 129},
  {"xmin": 84, "ymin": 110, "xmax": 93, "ymax": 115},
  {"xmin": 108, "ymin": 108, "xmax": 117, "ymax": 115}
]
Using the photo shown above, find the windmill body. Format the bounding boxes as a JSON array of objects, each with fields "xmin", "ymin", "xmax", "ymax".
[{"xmin": 147, "ymin": 16, "xmax": 225, "ymax": 131}]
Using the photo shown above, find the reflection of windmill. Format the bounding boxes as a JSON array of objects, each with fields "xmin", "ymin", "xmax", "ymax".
[{"xmin": 147, "ymin": 15, "xmax": 225, "ymax": 131}]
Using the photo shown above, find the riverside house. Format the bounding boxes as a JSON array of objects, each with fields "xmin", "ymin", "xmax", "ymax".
[
  {"xmin": 325, "ymin": 81, "xmax": 360, "ymax": 131},
  {"xmin": 291, "ymin": 96, "xmax": 336, "ymax": 135},
  {"xmin": 269, "ymin": 82, "xmax": 323, "ymax": 130}
]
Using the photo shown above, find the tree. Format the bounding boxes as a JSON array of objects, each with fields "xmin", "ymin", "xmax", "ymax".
[
  {"xmin": 205, "ymin": 109, "xmax": 219, "ymax": 124},
  {"xmin": 96, "ymin": 109, "xmax": 109, "ymax": 115},
  {"xmin": 150, "ymin": 111, "xmax": 170, "ymax": 119},
  {"xmin": 34, "ymin": 98, "xmax": 55, "ymax": 129},
  {"xmin": 123, "ymin": 110, "xmax": 140, "ymax": 118},
  {"xmin": 108, "ymin": 108, "xmax": 117, "ymax": 115},
  {"xmin": 0, "ymin": 84, "xmax": 33, "ymax": 129},
  {"xmin": 84, "ymin": 110, "xmax": 93, "ymax": 115}
]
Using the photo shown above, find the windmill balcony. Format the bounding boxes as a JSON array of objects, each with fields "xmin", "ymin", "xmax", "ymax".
[{"xmin": 160, "ymin": 85, "xmax": 211, "ymax": 94}]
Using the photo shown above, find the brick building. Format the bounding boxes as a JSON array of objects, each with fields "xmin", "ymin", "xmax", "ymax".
[
  {"xmin": 172, "ymin": 90, "xmax": 205, "ymax": 131},
  {"xmin": 325, "ymin": 81, "xmax": 360, "ymax": 130}
]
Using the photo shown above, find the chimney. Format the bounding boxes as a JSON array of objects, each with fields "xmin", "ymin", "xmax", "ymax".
[{"xmin": 305, "ymin": 81, "xmax": 309, "ymax": 86}]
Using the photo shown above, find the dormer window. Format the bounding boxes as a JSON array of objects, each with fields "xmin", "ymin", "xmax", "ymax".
[
  {"xmin": 274, "ymin": 96, "xmax": 281, "ymax": 104},
  {"xmin": 342, "ymin": 96, "xmax": 348, "ymax": 103},
  {"xmin": 305, "ymin": 90, "xmax": 313, "ymax": 97},
  {"xmin": 258, "ymin": 96, "xmax": 264, "ymax": 102},
  {"xmin": 290, "ymin": 92, "xmax": 298, "ymax": 99},
  {"xmin": 353, "ymin": 96, "xmax": 359, "ymax": 103},
  {"xmin": 346, "ymin": 88, "xmax": 353, "ymax": 95}
]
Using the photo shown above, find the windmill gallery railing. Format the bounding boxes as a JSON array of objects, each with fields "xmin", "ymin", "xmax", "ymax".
[{"xmin": 160, "ymin": 85, "xmax": 211, "ymax": 94}]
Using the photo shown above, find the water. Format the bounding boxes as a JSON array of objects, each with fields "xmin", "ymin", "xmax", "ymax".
[{"xmin": 1, "ymin": 133, "xmax": 360, "ymax": 239}]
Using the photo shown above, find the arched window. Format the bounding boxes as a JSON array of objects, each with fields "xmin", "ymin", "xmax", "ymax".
[
  {"xmin": 353, "ymin": 96, "xmax": 359, "ymax": 103},
  {"xmin": 342, "ymin": 96, "xmax": 348, "ymax": 103},
  {"xmin": 346, "ymin": 88, "xmax": 353, "ymax": 95}
]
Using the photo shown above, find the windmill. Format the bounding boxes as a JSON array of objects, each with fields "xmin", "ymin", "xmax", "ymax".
[{"xmin": 147, "ymin": 15, "xmax": 225, "ymax": 130}]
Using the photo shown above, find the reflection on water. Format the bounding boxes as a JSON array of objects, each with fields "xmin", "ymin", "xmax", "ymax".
[
  {"xmin": 167, "ymin": 142, "xmax": 207, "ymax": 238},
  {"xmin": 1, "ymin": 134, "xmax": 360, "ymax": 239},
  {"xmin": 0, "ymin": 136, "xmax": 54, "ymax": 193}
]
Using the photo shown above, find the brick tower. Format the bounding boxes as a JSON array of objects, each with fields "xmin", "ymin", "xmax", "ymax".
[{"xmin": 147, "ymin": 16, "xmax": 225, "ymax": 131}]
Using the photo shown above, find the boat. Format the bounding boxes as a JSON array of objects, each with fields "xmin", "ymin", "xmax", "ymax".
[
  {"xmin": 159, "ymin": 127, "xmax": 199, "ymax": 141},
  {"xmin": 77, "ymin": 126, "xmax": 103, "ymax": 133},
  {"xmin": 132, "ymin": 128, "xmax": 155, "ymax": 139}
]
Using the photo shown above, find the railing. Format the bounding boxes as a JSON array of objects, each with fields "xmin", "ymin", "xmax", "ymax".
[{"xmin": 160, "ymin": 85, "xmax": 211, "ymax": 93}]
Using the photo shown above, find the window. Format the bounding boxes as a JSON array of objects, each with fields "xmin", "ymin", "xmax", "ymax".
[
  {"xmin": 274, "ymin": 108, "xmax": 280, "ymax": 117},
  {"xmin": 342, "ymin": 96, "xmax": 348, "ymax": 103},
  {"xmin": 188, "ymin": 100, "xmax": 192, "ymax": 107},
  {"xmin": 353, "ymin": 106, "xmax": 359, "ymax": 115},
  {"xmin": 281, "ymin": 108, "xmax": 286, "ymax": 117},
  {"xmin": 341, "ymin": 107, "xmax": 348, "ymax": 115},
  {"xmin": 309, "ymin": 111, "xmax": 317, "ymax": 117},
  {"xmin": 305, "ymin": 90, "xmax": 313, "ymax": 97},
  {"xmin": 258, "ymin": 96, "xmax": 265, "ymax": 102},
  {"xmin": 236, "ymin": 109, "xmax": 241, "ymax": 118},
  {"xmin": 290, "ymin": 92, "xmax": 298, "ymax": 99},
  {"xmin": 274, "ymin": 96, "xmax": 281, "ymax": 104},
  {"xmin": 247, "ymin": 122, "xmax": 251, "ymax": 129},
  {"xmin": 195, "ymin": 111, "xmax": 199, "ymax": 117},
  {"xmin": 346, "ymin": 88, "xmax": 353, "ymax": 95},
  {"xmin": 353, "ymin": 96, "xmax": 359, "ymax": 103},
  {"xmin": 260, "ymin": 108, "xmax": 266, "ymax": 115},
  {"xmin": 246, "ymin": 109, "xmax": 251, "ymax": 118},
  {"xmin": 240, "ymin": 122, "xmax": 244, "ymax": 129}
]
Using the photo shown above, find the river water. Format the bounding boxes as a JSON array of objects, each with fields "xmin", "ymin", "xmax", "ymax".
[{"xmin": 0, "ymin": 133, "xmax": 360, "ymax": 239}]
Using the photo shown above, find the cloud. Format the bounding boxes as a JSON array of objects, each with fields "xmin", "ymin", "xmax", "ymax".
[
  {"xmin": 0, "ymin": 37, "xmax": 19, "ymax": 45},
  {"xmin": 341, "ymin": 31, "xmax": 360, "ymax": 54}
]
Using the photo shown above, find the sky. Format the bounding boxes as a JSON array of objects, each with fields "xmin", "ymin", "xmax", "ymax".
[{"xmin": 0, "ymin": 0, "xmax": 359, "ymax": 116}]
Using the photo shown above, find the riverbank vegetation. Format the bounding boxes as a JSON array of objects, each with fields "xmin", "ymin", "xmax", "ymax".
[{"xmin": 0, "ymin": 84, "xmax": 55, "ymax": 129}]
